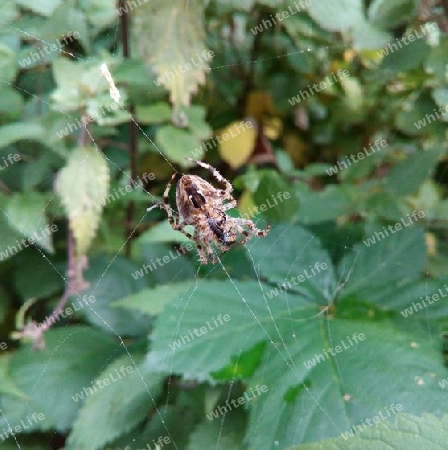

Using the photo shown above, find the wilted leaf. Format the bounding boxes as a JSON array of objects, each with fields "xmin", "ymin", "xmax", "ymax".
[{"xmin": 56, "ymin": 146, "xmax": 110, "ymax": 256}]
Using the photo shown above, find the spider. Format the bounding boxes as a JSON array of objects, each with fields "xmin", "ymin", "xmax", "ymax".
[{"xmin": 147, "ymin": 158, "xmax": 270, "ymax": 264}]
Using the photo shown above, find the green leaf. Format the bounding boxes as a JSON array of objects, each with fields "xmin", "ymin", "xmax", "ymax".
[
  {"xmin": 134, "ymin": 0, "xmax": 212, "ymax": 109},
  {"xmin": 137, "ymin": 221, "xmax": 191, "ymax": 244},
  {"xmin": 0, "ymin": 327, "xmax": 124, "ymax": 431},
  {"xmin": 0, "ymin": 122, "xmax": 45, "ymax": 149},
  {"xmin": 246, "ymin": 320, "xmax": 445, "ymax": 448},
  {"xmin": 112, "ymin": 282, "xmax": 192, "ymax": 316},
  {"xmin": 290, "ymin": 413, "xmax": 448, "ymax": 450},
  {"xmin": 5, "ymin": 192, "xmax": 54, "ymax": 253},
  {"xmin": 339, "ymin": 227, "xmax": 425, "ymax": 297},
  {"xmin": 247, "ymin": 223, "xmax": 337, "ymax": 299},
  {"xmin": 297, "ymin": 185, "xmax": 353, "ymax": 224},
  {"xmin": 307, "ymin": 0, "xmax": 364, "ymax": 32},
  {"xmin": 16, "ymin": 0, "xmax": 62, "ymax": 16},
  {"xmin": 381, "ymin": 149, "xmax": 440, "ymax": 196},
  {"xmin": 56, "ymin": 146, "xmax": 110, "ymax": 256},
  {"xmin": 73, "ymin": 255, "xmax": 151, "ymax": 337},
  {"xmin": 156, "ymin": 125, "xmax": 200, "ymax": 166},
  {"xmin": 253, "ymin": 171, "xmax": 299, "ymax": 222},
  {"xmin": 146, "ymin": 279, "xmax": 322, "ymax": 382},
  {"xmin": 368, "ymin": 0, "xmax": 418, "ymax": 29},
  {"xmin": 377, "ymin": 37, "xmax": 429, "ymax": 78},
  {"xmin": 136, "ymin": 102, "xmax": 172, "ymax": 124},
  {"xmin": 188, "ymin": 411, "xmax": 247, "ymax": 450},
  {"xmin": 66, "ymin": 355, "xmax": 165, "ymax": 450},
  {"xmin": 0, "ymin": 354, "xmax": 27, "ymax": 398},
  {"xmin": 13, "ymin": 252, "xmax": 63, "ymax": 300}
]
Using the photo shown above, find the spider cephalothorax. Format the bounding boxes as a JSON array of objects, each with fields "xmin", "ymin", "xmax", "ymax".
[{"xmin": 148, "ymin": 159, "xmax": 270, "ymax": 264}]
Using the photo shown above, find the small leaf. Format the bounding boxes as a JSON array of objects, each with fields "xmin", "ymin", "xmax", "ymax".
[
  {"xmin": 218, "ymin": 120, "xmax": 256, "ymax": 169},
  {"xmin": 5, "ymin": 192, "xmax": 54, "ymax": 253},
  {"xmin": 56, "ymin": 146, "xmax": 110, "ymax": 256},
  {"xmin": 156, "ymin": 125, "xmax": 200, "ymax": 166}
]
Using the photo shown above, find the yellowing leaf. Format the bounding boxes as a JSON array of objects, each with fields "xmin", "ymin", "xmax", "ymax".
[
  {"xmin": 263, "ymin": 117, "xmax": 282, "ymax": 140},
  {"xmin": 134, "ymin": 0, "xmax": 212, "ymax": 110},
  {"xmin": 245, "ymin": 91, "xmax": 278, "ymax": 122},
  {"xmin": 56, "ymin": 146, "xmax": 110, "ymax": 256},
  {"xmin": 217, "ymin": 120, "xmax": 256, "ymax": 169}
]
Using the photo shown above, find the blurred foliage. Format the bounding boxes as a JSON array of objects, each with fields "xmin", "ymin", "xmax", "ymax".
[{"xmin": 1, "ymin": 0, "xmax": 448, "ymax": 449}]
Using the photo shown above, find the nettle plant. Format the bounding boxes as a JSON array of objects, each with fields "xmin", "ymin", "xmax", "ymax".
[{"xmin": 0, "ymin": 0, "xmax": 448, "ymax": 449}]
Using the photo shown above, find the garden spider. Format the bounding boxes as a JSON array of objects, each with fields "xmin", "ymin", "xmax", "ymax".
[{"xmin": 148, "ymin": 159, "xmax": 270, "ymax": 264}]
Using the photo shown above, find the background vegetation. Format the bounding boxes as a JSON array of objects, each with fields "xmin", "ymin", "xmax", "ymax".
[{"xmin": 1, "ymin": 0, "xmax": 448, "ymax": 449}]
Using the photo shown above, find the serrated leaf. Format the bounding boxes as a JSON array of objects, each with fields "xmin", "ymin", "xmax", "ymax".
[
  {"xmin": 5, "ymin": 192, "xmax": 54, "ymax": 253},
  {"xmin": 340, "ymin": 227, "xmax": 426, "ymax": 297},
  {"xmin": 56, "ymin": 146, "xmax": 110, "ymax": 256},
  {"xmin": 66, "ymin": 355, "xmax": 165, "ymax": 450},
  {"xmin": 246, "ymin": 319, "xmax": 445, "ymax": 448},
  {"xmin": 290, "ymin": 413, "xmax": 448, "ymax": 450},
  {"xmin": 218, "ymin": 121, "xmax": 256, "ymax": 169},
  {"xmin": 146, "ymin": 279, "xmax": 325, "ymax": 382},
  {"xmin": 112, "ymin": 282, "xmax": 192, "ymax": 316},
  {"xmin": 134, "ymin": 0, "xmax": 213, "ymax": 109},
  {"xmin": 0, "ymin": 327, "xmax": 124, "ymax": 431}
]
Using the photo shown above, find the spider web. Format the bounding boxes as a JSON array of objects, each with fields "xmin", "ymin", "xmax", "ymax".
[{"xmin": 0, "ymin": 2, "xmax": 440, "ymax": 450}]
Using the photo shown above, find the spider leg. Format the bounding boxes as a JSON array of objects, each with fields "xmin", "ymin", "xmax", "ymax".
[
  {"xmin": 232, "ymin": 218, "xmax": 271, "ymax": 245},
  {"xmin": 187, "ymin": 158, "xmax": 234, "ymax": 195}
]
